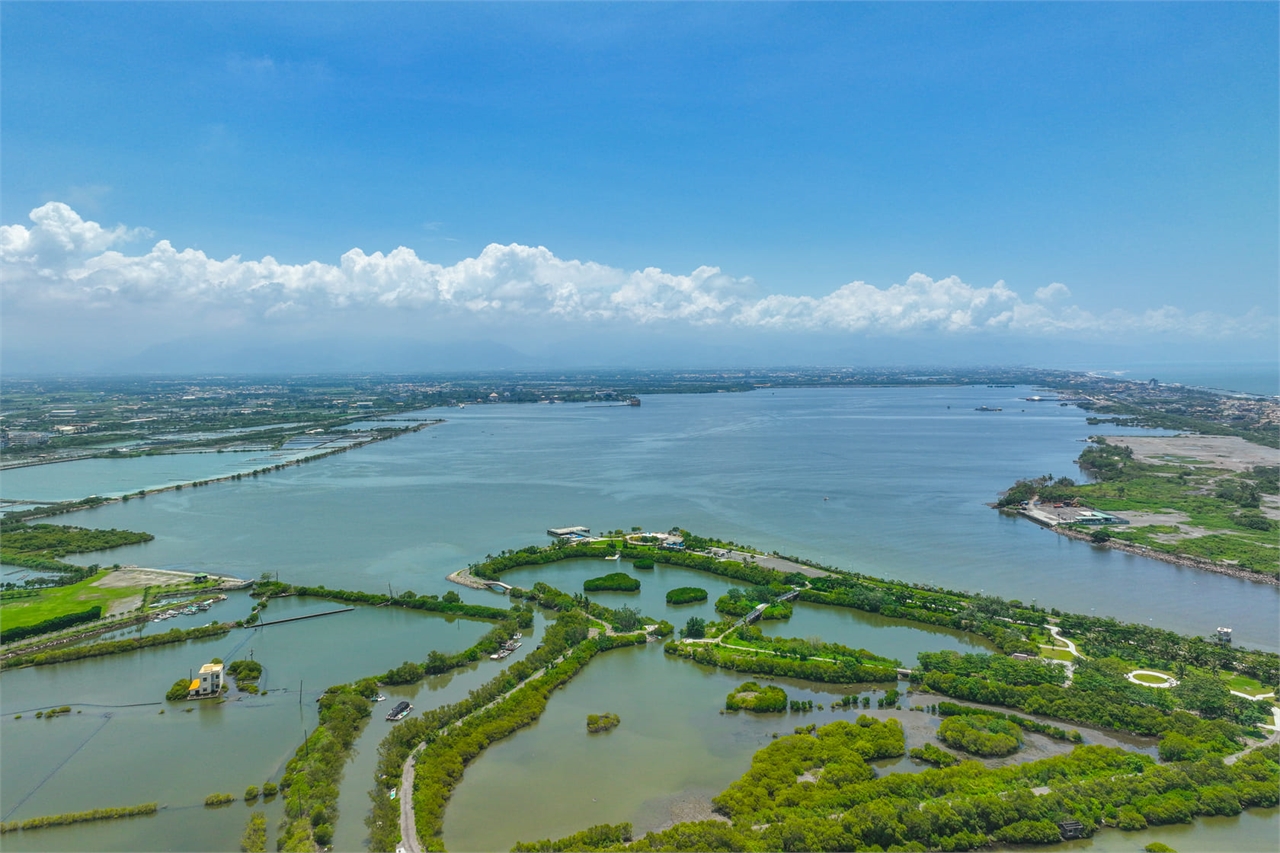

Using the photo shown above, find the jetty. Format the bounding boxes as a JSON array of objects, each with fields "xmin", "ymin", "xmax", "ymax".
[{"xmin": 255, "ymin": 607, "xmax": 353, "ymax": 627}]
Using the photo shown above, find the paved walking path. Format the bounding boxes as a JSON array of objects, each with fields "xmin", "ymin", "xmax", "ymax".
[
  {"xmin": 1046, "ymin": 624, "xmax": 1080, "ymax": 658},
  {"xmin": 1224, "ymin": 706, "xmax": 1280, "ymax": 765},
  {"xmin": 396, "ymin": 654, "xmax": 563, "ymax": 852}
]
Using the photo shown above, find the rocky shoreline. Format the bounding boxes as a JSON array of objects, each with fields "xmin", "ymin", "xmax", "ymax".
[{"xmin": 999, "ymin": 506, "xmax": 1278, "ymax": 586}]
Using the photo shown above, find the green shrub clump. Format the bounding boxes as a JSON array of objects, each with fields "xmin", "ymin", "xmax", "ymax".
[
  {"xmin": 261, "ymin": 781, "xmax": 278, "ymax": 798},
  {"xmin": 227, "ymin": 659, "xmax": 263, "ymax": 685},
  {"xmin": 244, "ymin": 785, "xmax": 259, "ymax": 802},
  {"xmin": 240, "ymin": 812, "xmax": 266, "ymax": 852},
  {"xmin": 587, "ymin": 712, "xmax": 621, "ymax": 733},
  {"xmin": 166, "ymin": 679, "xmax": 191, "ymax": 701},
  {"xmin": 938, "ymin": 713, "xmax": 1024, "ymax": 757},
  {"xmin": 726, "ymin": 681, "xmax": 788, "ymax": 713},
  {"xmin": 633, "ymin": 558, "xmax": 655, "ymax": 570},
  {"xmin": 909, "ymin": 742, "xmax": 961, "ymax": 767},
  {"xmin": 666, "ymin": 587, "xmax": 708, "ymax": 605},
  {"xmin": 204, "ymin": 792, "xmax": 235, "ymax": 807},
  {"xmin": 583, "ymin": 573, "xmax": 640, "ymax": 592},
  {"xmin": 0, "ymin": 802, "xmax": 158, "ymax": 833}
]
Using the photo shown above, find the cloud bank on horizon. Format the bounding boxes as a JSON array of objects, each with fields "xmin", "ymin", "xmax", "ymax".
[{"xmin": 2, "ymin": 203, "xmax": 1272, "ymax": 349}]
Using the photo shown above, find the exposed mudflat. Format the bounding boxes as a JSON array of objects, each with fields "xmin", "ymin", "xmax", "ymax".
[{"xmin": 1103, "ymin": 434, "xmax": 1279, "ymax": 471}]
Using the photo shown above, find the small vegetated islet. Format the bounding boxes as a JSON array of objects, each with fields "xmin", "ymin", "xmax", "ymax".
[
  {"xmin": 583, "ymin": 573, "xmax": 641, "ymax": 592},
  {"xmin": 725, "ymin": 681, "xmax": 788, "ymax": 713},
  {"xmin": 665, "ymin": 586, "xmax": 707, "ymax": 605},
  {"xmin": 938, "ymin": 712, "xmax": 1024, "ymax": 757},
  {"xmin": 587, "ymin": 712, "xmax": 621, "ymax": 733}
]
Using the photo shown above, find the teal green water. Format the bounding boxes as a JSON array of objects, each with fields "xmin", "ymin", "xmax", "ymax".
[
  {"xmin": 0, "ymin": 598, "xmax": 493, "ymax": 852},
  {"xmin": 2, "ymin": 387, "xmax": 1276, "ymax": 851},
  {"xmin": 41, "ymin": 387, "xmax": 1278, "ymax": 649},
  {"xmin": 0, "ymin": 448, "xmax": 324, "ymax": 503}
]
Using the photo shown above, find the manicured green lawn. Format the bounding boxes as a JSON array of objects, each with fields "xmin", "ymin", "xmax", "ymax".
[
  {"xmin": 0, "ymin": 572, "xmax": 137, "ymax": 630},
  {"xmin": 1219, "ymin": 672, "xmax": 1272, "ymax": 696},
  {"xmin": 1130, "ymin": 671, "xmax": 1173, "ymax": 684},
  {"xmin": 1039, "ymin": 648, "xmax": 1075, "ymax": 662}
]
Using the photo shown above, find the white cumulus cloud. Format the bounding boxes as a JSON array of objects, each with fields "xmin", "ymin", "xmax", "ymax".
[{"xmin": 0, "ymin": 203, "xmax": 1271, "ymax": 341}]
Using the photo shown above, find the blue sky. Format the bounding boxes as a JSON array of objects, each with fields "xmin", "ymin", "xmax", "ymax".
[{"xmin": 2, "ymin": 2, "xmax": 1276, "ymax": 371}]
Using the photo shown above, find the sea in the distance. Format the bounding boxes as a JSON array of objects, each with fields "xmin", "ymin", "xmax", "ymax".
[{"xmin": 1, "ymin": 386, "xmax": 1277, "ymax": 852}]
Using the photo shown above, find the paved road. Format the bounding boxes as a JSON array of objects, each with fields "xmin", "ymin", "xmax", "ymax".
[{"xmin": 396, "ymin": 658, "xmax": 559, "ymax": 852}]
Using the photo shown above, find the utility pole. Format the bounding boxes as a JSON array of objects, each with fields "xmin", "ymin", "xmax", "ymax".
[{"xmin": 299, "ymin": 679, "xmax": 303, "ymax": 707}]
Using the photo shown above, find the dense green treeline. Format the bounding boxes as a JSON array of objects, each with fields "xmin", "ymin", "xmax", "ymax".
[
  {"xmin": 515, "ymin": 724, "xmax": 1279, "ymax": 852},
  {"xmin": 936, "ymin": 701, "xmax": 1081, "ymax": 743},
  {"xmin": 275, "ymin": 685, "xmax": 373, "ymax": 851},
  {"xmin": 937, "ymin": 713, "xmax": 1024, "ymax": 757},
  {"xmin": 411, "ymin": 627, "xmax": 648, "ymax": 851},
  {"xmin": 800, "ymin": 582, "xmax": 1040, "ymax": 656},
  {"xmin": 0, "ymin": 605, "xmax": 102, "ymax": 644},
  {"xmin": 0, "ymin": 623, "xmax": 231, "ymax": 670},
  {"xmin": 367, "ymin": 610, "xmax": 608, "ymax": 852},
  {"xmin": 264, "ymin": 583, "xmax": 527, "ymax": 626},
  {"xmin": 430, "ymin": 533, "xmax": 1280, "ymax": 697},
  {"xmin": 665, "ymin": 640, "xmax": 899, "ymax": 685},
  {"xmin": 470, "ymin": 539, "xmax": 800, "ymax": 590},
  {"xmin": 917, "ymin": 651, "xmax": 1067, "ymax": 687},
  {"xmin": 0, "ymin": 522, "xmax": 154, "ymax": 558},
  {"xmin": 381, "ymin": 621, "xmax": 522, "ymax": 686},
  {"xmin": 914, "ymin": 655, "xmax": 1249, "ymax": 760},
  {"xmin": 0, "ymin": 803, "xmax": 158, "ymax": 833},
  {"xmin": 513, "ymin": 823, "xmax": 635, "ymax": 852},
  {"xmin": 727, "ymin": 624, "xmax": 902, "ymax": 669},
  {"xmin": 714, "ymin": 585, "xmax": 793, "ymax": 620},
  {"xmin": 510, "ymin": 581, "xmax": 660, "ymax": 634},
  {"xmin": 1056, "ymin": 613, "xmax": 1279, "ymax": 689}
]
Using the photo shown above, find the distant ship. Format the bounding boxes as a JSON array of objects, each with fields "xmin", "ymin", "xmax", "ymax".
[{"xmin": 974, "ymin": 406, "xmax": 1003, "ymax": 412}]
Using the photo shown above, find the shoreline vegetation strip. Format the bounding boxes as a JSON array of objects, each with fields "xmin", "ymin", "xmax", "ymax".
[
  {"xmin": 4, "ymin": 534, "xmax": 1278, "ymax": 850},
  {"xmin": 0, "ymin": 803, "xmax": 159, "ymax": 833},
  {"xmin": 0, "ymin": 419, "xmax": 442, "ymax": 525},
  {"xmin": 511, "ymin": 730, "xmax": 1279, "ymax": 852},
  {"xmin": 997, "ymin": 439, "xmax": 1280, "ymax": 581}
]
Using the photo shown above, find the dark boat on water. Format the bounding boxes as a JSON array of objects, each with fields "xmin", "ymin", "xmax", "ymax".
[{"xmin": 386, "ymin": 700, "xmax": 412, "ymax": 721}]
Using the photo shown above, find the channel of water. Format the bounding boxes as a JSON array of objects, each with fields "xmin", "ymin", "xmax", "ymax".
[{"xmin": 1, "ymin": 387, "xmax": 1276, "ymax": 851}]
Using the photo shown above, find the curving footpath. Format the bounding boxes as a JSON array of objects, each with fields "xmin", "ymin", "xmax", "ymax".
[
  {"xmin": 1124, "ymin": 670, "xmax": 1178, "ymax": 688},
  {"xmin": 1046, "ymin": 624, "xmax": 1080, "ymax": 658}
]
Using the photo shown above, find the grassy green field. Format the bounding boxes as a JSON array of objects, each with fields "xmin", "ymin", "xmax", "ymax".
[
  {"xmin": 1130, "ymin": 671, "xmax": 1173, "ymax": 684},
  {"xmin": 1012, "ymin": 442, "xmax": 1279, "ymax": 576},
  {"xmin": 0, "ymin": 572, "xmax": 137, "ymax": 631},
  {"xmin": 1219, "ymin": 672, "xmax": 1274, "ymax": 697},
  {"xmin": 1039, "ymin": 647, "xmax": 1075, "ymax": 662}
]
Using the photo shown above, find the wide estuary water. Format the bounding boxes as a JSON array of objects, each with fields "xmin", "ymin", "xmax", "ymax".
[{"xmin": 2, "ymin": 386, "xmax": 1277, "ymax": 852}]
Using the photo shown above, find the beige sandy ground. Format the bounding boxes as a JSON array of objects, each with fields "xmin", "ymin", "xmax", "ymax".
[
  {"xmin": 91, "ymin": 567, "xmax": 232, "ymax": 616},
  {"xmin": 1102, "ymin": 435, "xmax": 1279, "ymax": 472}
]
